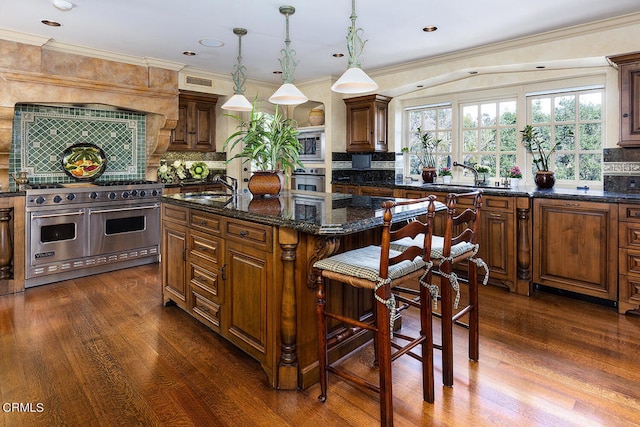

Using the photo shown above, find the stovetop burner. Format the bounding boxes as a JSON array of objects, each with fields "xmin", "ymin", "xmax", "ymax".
[{"xmin": 93, "ymin": 180, "xmax": 159, "ymax": 186}]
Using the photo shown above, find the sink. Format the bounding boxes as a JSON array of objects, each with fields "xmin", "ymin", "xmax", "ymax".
[
  {"xmin": 430, "ymin": 182, "xmax": 485, "ymax": 188},
  {"xmin": 179, "ymin": 191, "xmax": 235, "ymax": 204}
]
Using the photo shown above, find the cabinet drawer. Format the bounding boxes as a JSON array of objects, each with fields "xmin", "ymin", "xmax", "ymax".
[
  {"xmin": 619, "ymin": 248, "xmax": 640, "ymax": 275},
  {"xmin": 619, "ymin": 275, "xmax": 640, "ymax": 303},
  {"xmin": 619, "ymin": 221, "xmax": 640, "ymax": 249},
  {"xmin": 190, "ymin": 210, "xmax": 221, "ymax": 234},
  {"xmin": 619, "ymin": 204, "xmax": 640, "ymax": 222},
  {"xmin": 190, "ymin": 263, "xmax": 221, "ymax": 302},
  {"xmin": 191, "ymin": 290, "xmax": 221, "ymax": 331},
  {"xmin": 163, "ymin": 204, "xmax": 187, "ymax": 223},
  {"xmin": 224, "ymin": 219, "xmax": 273, "ymax": 251},
  {"xmin": 189, "ymin": 231, "xmax": 222, "ymax": 267}
]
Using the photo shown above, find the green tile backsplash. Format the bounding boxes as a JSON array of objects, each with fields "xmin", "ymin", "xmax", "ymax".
[{"xmin": 10, "ymin": 104, "xmax": 146, "ymax": 188}]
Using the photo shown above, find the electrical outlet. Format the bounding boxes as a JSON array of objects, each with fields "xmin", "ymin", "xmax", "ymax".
[{"xmin": 629, "ymin": 177, "xmax": 637, "ymax": 190}]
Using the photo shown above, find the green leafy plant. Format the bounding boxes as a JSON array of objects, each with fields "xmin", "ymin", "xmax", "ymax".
[
  {"xmin": 476, "ymin": 165, "xmax": 490, "ymax": 174},
  {"xmin": 223, "ymin": 100, "xmax": 303, "ymax": 176},
  {"xmin": 520, "ymin": 125, "xmax": 570, "ymax": 172},
  {"xmin": 439, "ymin": 167, "xmax": 452, "ymax": 176},
  {"xmin": 402, "ymin": 126, "xmax": 442, "ymax": 168}
]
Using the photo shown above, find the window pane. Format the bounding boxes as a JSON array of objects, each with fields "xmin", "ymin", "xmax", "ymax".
[
  {"xmin": 409, "ymin": 111, "xmax": 421, "ymax": 131},
  {"xmin": 423, "ymin": 110, "xmax": 436, "ymax": 130},
  {"xmin": 579, "ymin": 123, "xmax": 601, "ymax": 150},
  {"xmin": 463, "ymin": 130, "xmax": 477, "ymax": 151},
  {"xmin": 438, "ymin": 108, "xmax": 452, "ymax": 129},
  {"xmin": 499, "ymin": 101, "xmax": 517, "ymax": 125},
  {"xmin": 479, "ymin": 155, "xmax": 496, "ymax": 175},
  {"xmin": 500, "ymin": 154, "xmax": 517, "ymax": 177},
  {"xmin": 555, "ymin": 124, "xmax": 576, "ymax": 151},
  {"xmin": 531, "ymin": 98, "xmax": 551, "ymax": 123},
  {"xmin": 438, "ymin": 130, "xmax": 452, "ymax": 152},
  {"xmin": 481, "ymin": 103, "xmax": 496, "ymax": 126},
  {"xmin": 554, "ymin": 95, "xmax": 575, "ymax": 122},
  {"xmin": 500, "ymin": 128, "xmax": 517, "ymax": 150},
  {"xmin": 579, "ymin": 93, "xmax": 602, "ymax": 121},
  {"xmin": 579, "ymin": 153, "xmax": 601, "ymax": 181},
  {"xmin": 554, "ymin": 153, "xmax": 575, "ymax": 180},
  {"xmin": 462, "ymin": 105, "xmax": 478, "ymax": 128},
  {"xmin": 480, "ymin": 129, "xmax": 496, "ymax": 151}
]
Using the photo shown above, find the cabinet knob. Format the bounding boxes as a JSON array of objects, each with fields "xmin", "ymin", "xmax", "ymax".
[
  {"xmin": 240, "ymin": 230, "xmax": 248, "ymax": 237},
  {"xmin": 623, "ymin": 113, "xmax": 629, "ymax": 118}
]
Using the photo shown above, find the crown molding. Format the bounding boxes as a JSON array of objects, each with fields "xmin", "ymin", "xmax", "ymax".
[{"xmin": 0, "ymin": 29, "xmax": 50, "ymax": 46}]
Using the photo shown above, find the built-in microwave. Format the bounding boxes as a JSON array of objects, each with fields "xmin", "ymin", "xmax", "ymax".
[{"xmin": 297, "ymin": 129, "xmax": 325, "ymax": 162}]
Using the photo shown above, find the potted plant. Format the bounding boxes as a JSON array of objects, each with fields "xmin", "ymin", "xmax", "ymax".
[
  {"xmin": 476, "ymin": 165, "xmax": 490, "ymax": 184},
  {"xmin": 507, "ymin": 165, "xmax": 522, "ymax": 188},
  {"xmin": 403, "ymin": 126, "xmax": 442, "ymax": 183},
  {"xmin": 223, "ymin": 100, "xmax": 303, "ymax": 196},
  {"xmin": 439, "ymin": 166, "xmax": 452, "ymax": 184},
  {"xmin": 520, "ymin": 125, "xmax": 570, "ymax": 189}
]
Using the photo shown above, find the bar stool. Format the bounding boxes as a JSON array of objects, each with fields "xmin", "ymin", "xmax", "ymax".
[
  {"xmin": 313, "ymin": 195, "xmax": 438, "ymax": 426},
  {"xmin": 391, "ymin": 191, "xmax": 488, "ymax": 387}
]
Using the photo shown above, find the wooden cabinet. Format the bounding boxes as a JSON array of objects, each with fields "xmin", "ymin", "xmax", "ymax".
[
  {"xmin": 162, "ymin": 205, "xmax": 189, "ymax": 309},
  {"xmin": 618, "ymin": 204, "xmax": 640, "ymax": 313},
  {"xmin": 332, "ymin": 183, "xmax": 358, "ymax": 194},
  {"xmin": 169, "ymin": 91, "xmax": 218, "ymax": 152},
  {"xmin": 359, "ymin": 185, "xmax": 394, "ymax": 197},
  {"xmin": 223, "ymin": 218, "xmax": 273, "ymax": 364},
  {"xmin": 533, "ymin": 199, "xmax": 618, "ymax": 300},
  {"xmin": 608, "ymin": 53, "xmax": 640, "ymax": 146},
  {"xmin": 344, "ymin": 94, "xmax": 392, "ymax": 153}
]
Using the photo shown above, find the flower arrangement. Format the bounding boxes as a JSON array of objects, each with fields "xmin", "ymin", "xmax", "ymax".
[
  {"xmin": 156, "ymin": 159, "xmax": 188, "ymax": 183},
  {"xmin": 507, "ymin": 165, "xmax": 522, "ymax": 178},
  {"xmin": 476, "ymin": 165, "xmax": 490, "ymax": 174},
  {"xmin": 439, "ymin": 167, "xmax": 452, "ymax": 176},
  {"xmin": 402, "ymin": 126, "xmax": 442, "ymax": 168}
]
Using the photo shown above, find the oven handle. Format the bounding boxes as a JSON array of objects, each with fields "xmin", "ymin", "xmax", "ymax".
[
  {"xmin": 89, "ymin": 204, "xmax": 159, "ymax": 215},
  {"xmin": 31, "ymin": 210, "xmax": 85, "ymax": 219}
]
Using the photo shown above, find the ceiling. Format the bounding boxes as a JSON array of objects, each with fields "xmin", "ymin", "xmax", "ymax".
[{"xmin": 1, "ymin": 0, "xmax": 640, "ymax": 85}]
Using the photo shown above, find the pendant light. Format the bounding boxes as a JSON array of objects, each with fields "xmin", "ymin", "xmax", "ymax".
[
  {"xmin": 331, "ymin": 0, "xmax": 378, "ymax": 94},
  {"xmin": 269, "ymin": 5, "xmax": 308, "ymax": 105},
  {"xmin": 221, "ymin": 28, "xmax": 253, "ymax": 112}
]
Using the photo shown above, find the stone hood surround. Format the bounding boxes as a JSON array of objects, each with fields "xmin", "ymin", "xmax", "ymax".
[{"xmin": 0, "ymin": 39, "xmax": 180, "ymax": 190}]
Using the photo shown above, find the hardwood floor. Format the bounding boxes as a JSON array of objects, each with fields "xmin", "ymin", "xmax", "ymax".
[{"xmin": 1, "ymin": 263, "xmax": 639, "ymax": 426}]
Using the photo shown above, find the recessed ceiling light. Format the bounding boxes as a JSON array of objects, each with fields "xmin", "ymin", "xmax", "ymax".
[
  {"xmin": 52, "ymin": 0, "xmax": 74, "ymax": 11},
  {"xmin": 536, "ymin": 65, "xmax": 546, "ymax": 69},
  {"xmin": 423, "ymin": 26, "xmax": 438, "ymax": 32},
  {"xmin": 273, "ymin": 70, "xmax": 283, "ymax": 74},
  {"xmin": 417, "ymin": 85, "xmax": 424, "ymax": 88},
  {"xmin": 182, "ymin": 51, "xmax": 196, "ymax": 56},
  {"xmin": 469, "ymin": 71, "xmax": 478, "ymax": 75},
  {"xmin": 199, "ymin": 39, "xmax": 224, "ymax": 48},
  {"xmin": 333, "ymin": 53, "xmax": 344, "ymax": 58},
  {"xmin": 41, "ymin": 19, "xmax": 61, "ymax": 27}
]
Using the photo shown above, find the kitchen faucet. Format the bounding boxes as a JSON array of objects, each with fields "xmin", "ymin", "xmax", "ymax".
[
  {"xmin": 452, "ymin": 161, "xmax": 483, "ymax": 186},
  {"xmin": 212, "ymin": 174, "xmax": 238, "ymax": 194}
]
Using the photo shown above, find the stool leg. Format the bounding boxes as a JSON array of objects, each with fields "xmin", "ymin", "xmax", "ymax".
[
  {"xmin": 375, "ymin": 286, "xmax": 393, "ymax": 426},
  {"xmin": 316, "ymin": 274, "xmax": 328, "ymax": 402},
  {"xmin": 468, "ymin": 260, "xmax": 479, "ymax": 361},
  {"xmin": 420, "ymin": 275, "xmax": 435, "ymax": 403},
  {"xmin": 440, "ymin": 264, "xmax": 454, "ymax": 387}
]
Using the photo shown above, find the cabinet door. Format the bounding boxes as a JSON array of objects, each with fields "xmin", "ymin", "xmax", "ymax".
[
  {"xmin": 480, "ymin": 209, "xmax": 514, "ymax": 287},
  {"xmin": 225, "ymin": 241, "xmax": 272, "ymax": 362},
  {"xmin": 533, "ymin": 199, "xmax": 618, "ymax": 300},
  {"xmin": 169, "ymin": 92, "xmax": 218, "ymax": 152},
  {"xmin": 344, "ymin": 94, "xmax": 391, "ymax": 153},
  {"xmin": 162, "ymin": 221, "xmax": 188, "ymax": 309},
  {"xmin": 192, "ymin": 100, "xmax": 216, "ymax": 151},
  {"xmin": 618, "ymin": 62, "xmax": 640, "ymax": 146},
  {"xmin": 169, "ymin": 101, "xmax": 190, "ymax": 150}
]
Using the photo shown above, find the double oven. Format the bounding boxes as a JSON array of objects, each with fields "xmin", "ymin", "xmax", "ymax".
[{"xmin": 25, "ymin": 181, "xmax": 163, "ymax": 288}]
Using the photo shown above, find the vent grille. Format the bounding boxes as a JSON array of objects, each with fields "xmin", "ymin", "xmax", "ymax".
[{"xmin": 185, "ymin": 76, "xmax": 213, "ymax": 87}]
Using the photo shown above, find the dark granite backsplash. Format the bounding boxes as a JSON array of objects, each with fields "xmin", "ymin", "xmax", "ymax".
[
  {"xmin": 331, "ymin": 151, "xmax": 397, "ymax": 183},
  {"xmin": 603, "ymin": 147, "xmax": 640, "ymax": 192}
]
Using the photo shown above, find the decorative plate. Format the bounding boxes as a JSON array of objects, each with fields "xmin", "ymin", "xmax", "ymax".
[{"xmin": 61, "ymin": 142, "xmax": 107, "ymax": 181}]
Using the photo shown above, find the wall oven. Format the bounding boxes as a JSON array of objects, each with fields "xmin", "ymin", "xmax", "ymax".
[
  {"xmin": 291, "ymin": 168, "xmax": 326, "ymax": 192},
  {"xmin": 297, "ymin": 129, "xmax": 325, "ymax": 162}
]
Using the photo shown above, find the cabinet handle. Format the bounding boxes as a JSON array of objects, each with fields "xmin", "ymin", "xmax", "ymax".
[
  {"xmin": 222, "ymin": 264, "xmax": 227, "ymax": 281},
  {"xmin": 633, "ymin": 212, "xmax": 640, "ymax": 218},
  {"xmin": 490, "ymin": 213, "xmax": 503, "ymax": 218},
  {"xmin": 564, "ymin": 202, "xmax": 581, "ymax": 207},
  {"xmin": 182, "ymin": 248, "xmax": 187, "ymax": 261},
  {"xmin": 239, "ymin": 230, "xmax": 248, "ymax": 237},
  {"xmin": 200, "ymin": 220, "xmax": 207, "ymax": 226}
]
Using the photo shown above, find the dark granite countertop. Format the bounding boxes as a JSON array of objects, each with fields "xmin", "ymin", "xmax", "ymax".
[
  {"xmin": 333, "ymin": 179, "xmax": 640, "ymax": 204},
  {"xmin": 162, "ymin": 190, "xmax": 442, "ymax": 236}
]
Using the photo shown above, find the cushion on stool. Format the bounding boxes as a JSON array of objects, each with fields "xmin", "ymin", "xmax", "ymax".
[{"xmin": 313, "ymin": 245, "xmax": 427, "ymax": 288}]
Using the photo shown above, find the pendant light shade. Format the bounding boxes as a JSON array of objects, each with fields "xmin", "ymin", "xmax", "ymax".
[
  {"xmin": 269, "ymin": 6, "xmax": 308, "ymax": 106},
  {"xmin": 332, "ymin": 66, "xmax": 378, "ymax": 94},
  {"xmin": 332, "ymin": 0, "xmax": 378, "ymax": 94},
  {"xmin": 221, "ymin": 27, "xmax": 253, "ymax": 112}
]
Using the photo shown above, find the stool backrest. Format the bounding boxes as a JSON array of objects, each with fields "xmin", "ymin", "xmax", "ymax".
[
  {"xmin": 443, "ymin": 191, "xmax": 483, "ymax": 255},
  {"xmin": 379, "ymin": 195, "xmax": 438, "ymax": 279}
]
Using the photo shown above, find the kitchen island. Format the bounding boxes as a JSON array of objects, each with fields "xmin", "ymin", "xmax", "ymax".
[{"xmin": 161, "ymin": 190, "xmax": 437, "ymax": 390}]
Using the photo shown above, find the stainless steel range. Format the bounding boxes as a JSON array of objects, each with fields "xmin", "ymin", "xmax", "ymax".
[{"xmin": 25, "ymin": 180, "xmax": 163, "ymax": 288}]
